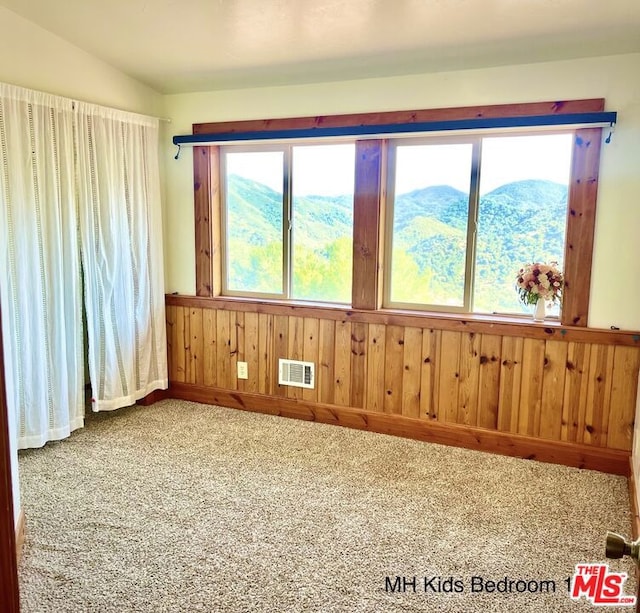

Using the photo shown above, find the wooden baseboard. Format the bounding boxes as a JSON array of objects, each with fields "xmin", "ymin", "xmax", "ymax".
[
  {"xmin": 137, "ymin": 388, "xmax": 171, "ymax": 406},
  {"xmin": 166, "ymin": 382, "xmax": 630, "ymax": 475},
  {"xmin": 15, "ymin": 511, "xmax": 24, "ymax": 564}
]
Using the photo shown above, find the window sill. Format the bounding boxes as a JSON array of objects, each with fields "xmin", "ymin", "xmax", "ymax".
[
  {"xmin": 378, "ymin": 307, "xmax": 561, "ymax": 327},
  {"xmin": 166, "ymin": 293, "xmax": 640, "ymax": 346}
]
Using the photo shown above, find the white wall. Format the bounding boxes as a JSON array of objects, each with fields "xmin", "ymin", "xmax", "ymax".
[
  {"xmin": 0, "ymin": 6, "xmax": 162, "ymax": 116},
  {"xmin": 0, "ymin": 6, "xmax": 163, "ymax": 528},
  {"xmin": 162, "ymin": 52, "xmax": 640, "ymax": 332}
]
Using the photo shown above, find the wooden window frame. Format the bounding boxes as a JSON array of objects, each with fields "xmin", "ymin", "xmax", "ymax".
[
  {"xmin": 192, "ymin": 99, "xmax": 605, "ymax": 327},
  {"xmin": 383, "ymin": 130, "xmax": 577, "ymax": 315},
  {"xmin": 218, "ymin": 141, "xmax": 357, "ymax": 303}
]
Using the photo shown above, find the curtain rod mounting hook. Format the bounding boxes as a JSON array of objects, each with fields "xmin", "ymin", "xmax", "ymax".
[{"xmin": 605, "ymin": 122, "xmax": 615, "ymax": 144}]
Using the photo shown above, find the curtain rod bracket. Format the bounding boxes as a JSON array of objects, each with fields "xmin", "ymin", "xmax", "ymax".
[{"xmin": 605, "ymin": 122, "xmax": 615, "ymax": 144}]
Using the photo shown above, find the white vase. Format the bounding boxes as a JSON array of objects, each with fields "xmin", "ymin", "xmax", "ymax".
[{"xmin": 533, "ymin": 299, "xmax": 545, "ymax": 322}]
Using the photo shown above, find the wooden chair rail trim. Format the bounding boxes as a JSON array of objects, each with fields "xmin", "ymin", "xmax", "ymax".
[
  {"xmin": 157, "ymin": 383, "xmax": 630, "ymax": 476},
  {"xmin": 165, "ymin": 294, "xmax": 640, "ymax": 347}
]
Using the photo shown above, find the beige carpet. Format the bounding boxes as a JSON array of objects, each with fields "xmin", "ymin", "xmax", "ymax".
[{"xmin": 18, "ymin": 399, "xmax": 637, "ymax": 612}]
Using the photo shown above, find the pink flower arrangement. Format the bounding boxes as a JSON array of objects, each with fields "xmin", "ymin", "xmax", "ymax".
[{"xmin": 515, "ymin": 262, "xmax": 563, "ymax": 305}]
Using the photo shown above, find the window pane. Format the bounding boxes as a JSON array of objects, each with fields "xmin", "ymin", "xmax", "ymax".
[
  {"xmin": 224, "ymin": 151, "xmax": 284, "ymax": 294},
  {"xmin": 474, "ymin": 134, "xmax": 573, "ymax": 315},
  {"xmin": 389, "ymin": 143, "xmax": 473, "ymax": 307},
  {"xmin": 291, "ymin": 144, "xmax": 355, "ymax": 303}
]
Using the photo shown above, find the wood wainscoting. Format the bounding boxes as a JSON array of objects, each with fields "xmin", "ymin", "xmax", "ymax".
[{"xmin": 164, "ymin": 295, "xmax": 640, "ymax": 475}]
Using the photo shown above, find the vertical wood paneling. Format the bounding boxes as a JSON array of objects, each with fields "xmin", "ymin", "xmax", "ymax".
[
  {"xmin": 166, "ymin": 305, "xmax": 176, "ymax": 382},
  {"xmin": 189, "ymin": 308, "xmax": 204, "ymax": 385},
  {"xmin": 420, "ymin": 329, "xmax": 441, "ymax": 420},
  {"xmin": 477, "ymin": 334, "xmax": 502, "ymax": 429},
  {"xmin": 498, "ymin": 336, "xmax": 523, "ymax": 432},
  {"xmin": 350, "ymin": 322, "xmax": 367, "ymax": 409},
  {"xmin": 561, "ymin": 342, "xmax": 590, "ymax": 443},
  {"xmin": 539, "ymin": 341, "xmax": 568, "ymax": 440},
  {"xmin": 258, "ymin": 313, "xmax": 273, "ymax": 395},
  {"xmin": 457, "ymin": 332, "xmax": 480, "ymax": 426},
  {"xmin": 438, "ymin": 331, "xmax": 461, "ymax": 423},
  {"xmin": 229, "ymin": 312, "xmax": 241, "ymax": 390},
  {"xmin": 183, "ymin": 308, "xmax": 192, "ymax": 383},
  {"xmin": 203, "ymin": 309, "xmax": 217, "ymax": 387},
  {"xmin": 287, "ymin": 317, "xmax": 304, "ymax": 399},
  {"xmin": 383, "ymin": 325, "xmax": 405, "ymax": 415},
  {"xmin": 584, "ymin": 344, "xmax": 615, "ymax": 446},
  {"xmin": 518, "ymin": 339, "xmax": 546, "ymax": 436},
  {"xmin": 215, "ymin": 310, "xmax": 231, "ymax": 389},
  {"xmin": 303, "ymin": 318, "xmax": 320, "ymax": 403},
  {"xmin": 334, "ymin": 320, "xmax": 352, "ymax": 406},
  {"xmin": 365, "ymin": 323, "xmax": 386, "ymax": 412},
  {"xmin": 243, "ymin": 312, "xmax": 259, "ymax": 393},
  {"xmin": 402, "ymin": 327, "xmax": 422, "ymax": 419},
  {"xmin": 173, "ymin": 306, "xmax": 186, "ymax": 383},
  {"xmin": 318, "ymin": 319, "xmax": 335, "ymax": 405},
  {"xmin": 607, "ymin": 346, "xmax": 640, "ymax": 450},
  {"xmin": 273, "ymin": 315, "xmax": 289, "ymax": 398},
  {"xmin": 287, "ymin": 316, "xmax": 304, "ymax": 361},
  {"xmin": 166, "ymin": 303, "xmax": 640, "ymax": 453}
]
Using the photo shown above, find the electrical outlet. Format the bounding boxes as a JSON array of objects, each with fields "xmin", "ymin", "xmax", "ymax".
[{"xmin": 237, "ymin": 361, "xmax": 248, "ymax": 380}]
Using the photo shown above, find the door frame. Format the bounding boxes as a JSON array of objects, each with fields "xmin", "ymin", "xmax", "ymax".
[{"xmin": 0, "ymin": 303, "xmax": 20, "ymax": 611}]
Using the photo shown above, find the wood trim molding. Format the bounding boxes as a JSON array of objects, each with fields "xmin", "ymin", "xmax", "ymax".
[
  {"xmin": 165, "ymin": 294, "xmax": 640, "ymax": 346},
  {"xmin": 0, "ymin": 302, "xmax": 20, "ymax": 611},
  {"xmin": 137, "ymin": 388, "xmax": 171, "ymax": 406},
  {"xmin": 166, "ymin": 382, "xmax": 630, "ymax": 475},
  {"xmin": 192, "ymin": 98, "xmax": 606, "ymax": 330},
  {"xmin": 561, "ymin": 127, "xmax": 602, "ymax": 327},
  {"xmin": 630, "ymin": 458, "xmax": 640, "ymax": 540},
  {"xmin": 15, "ymin": 511, "xmax": 24, "ymax": 564},
  {"xmin": 629, "ymin": 458, "xmax": 640, "ymax": 613},
  {"xmin": 352, "ymin": 140, "xmax": 386, "ymax": 309},
  {"xmin": 194, "ymin": 146, "xmax": 214, "ymax": 297},
  {"xmin": 193, "ymin": 99, "xmax": 606, "ymax": 135}
]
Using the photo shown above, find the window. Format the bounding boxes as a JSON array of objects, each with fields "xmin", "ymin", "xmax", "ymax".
[
  {"xmin": 386, "ymin": 140, "xmax": 475, "ymax": 309},
  {"xmin": 221, "ymin": 142, "xmax": 355, "ymax": 303},
  {"xmin": 194, "ymin": 99, "xmax": 605, "ymax": 326},
  {"xmin": 385, "ymin": 132, "xmax": 574, "ymax": 316}
]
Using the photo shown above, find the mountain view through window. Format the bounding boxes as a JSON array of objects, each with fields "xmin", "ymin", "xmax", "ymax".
[
  {"xmin": 223, "ymin": 144, "xmax": 355, "ymax": 303},
  {"xmin": 387, "ymin": 133, "xmax": 573, "ymax": 315},
  {"xmin": 223, "ymin": 134, "xmax": 572, "ymax": 315}
]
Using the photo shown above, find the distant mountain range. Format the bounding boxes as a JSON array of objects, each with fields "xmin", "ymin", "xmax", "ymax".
[{"xmin": 225, "ymin": 174, "xmax": 567, "ymax": 311}]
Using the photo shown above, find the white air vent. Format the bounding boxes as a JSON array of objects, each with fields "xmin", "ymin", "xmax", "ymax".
[{"xmin": 278, "ymin": 359, "xmax": 315, "ymax": 389}]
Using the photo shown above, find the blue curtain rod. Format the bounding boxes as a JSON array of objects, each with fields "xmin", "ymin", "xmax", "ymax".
[{"xmin": 173, "ymin": 112, "xmax": 616, "ymax": 148}]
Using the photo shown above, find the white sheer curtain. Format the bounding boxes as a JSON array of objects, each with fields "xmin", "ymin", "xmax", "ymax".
[
  {"xmin": 0, "ymin": 84, "xmax": 85, "ymax": 449},
  {"xmin": 74, "ymin": 103, "xmax": 167, "ymax": 412}
]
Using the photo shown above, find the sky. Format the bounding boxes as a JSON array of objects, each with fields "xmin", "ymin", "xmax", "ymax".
[
  {"xmin": 224, "ymin": 133, "xmax": 574, "ymax": 197},
  {"xmin": 225, "ymin": 144, "xmax": 356, "ymax": 197},
  {"xmin": 395, "ymin": 133, "xmax": 574, "ymax": 195}
]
